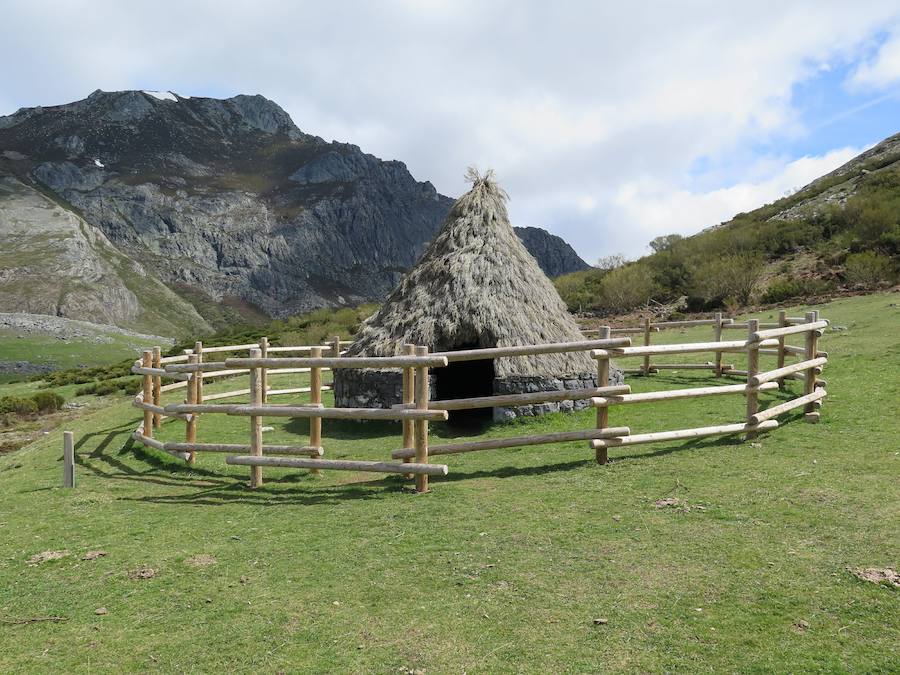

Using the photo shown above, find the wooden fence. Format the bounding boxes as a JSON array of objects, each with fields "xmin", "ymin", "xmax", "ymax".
[
  {"xmin": 581, "ymin": 310, "xmax": 828, "ymax": 380},
  {"xmin": 129, "ymin": 313, "xmax": 828, "ymax": 493}
]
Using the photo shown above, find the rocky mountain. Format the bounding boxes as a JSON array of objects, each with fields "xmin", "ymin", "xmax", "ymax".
[
  {"xmin": 0, "ymin": 90, "xmax": 587, "ymax": 335},
  {"xmin": 513, "ymin": 226, "xmax": 590, "ymax": 277},
  {"xmin": 0, "ymin": 175, "xmax": 211, "ymax": 335}
]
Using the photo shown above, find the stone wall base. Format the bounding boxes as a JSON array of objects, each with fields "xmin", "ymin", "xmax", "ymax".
[{"xmin": 333, "ymin": 364, "xmax": 625, "ymax": 420}]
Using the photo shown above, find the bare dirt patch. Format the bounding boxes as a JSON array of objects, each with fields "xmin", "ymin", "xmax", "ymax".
[
  {"xmin": 127, "ymin": 567, "xmax": 157, "ymax": 580},
  {"xmin": 26, "ymin": 550, "xmax": 69, "ymax": 565},
  {"xmin": 653, "ymin": 497, "xmax": 706, "ymax": 513},
  {"xmin": 82, "ymin": 550, "xmax": 107, "ymax": 561},
  {"xmin": 850, "ymin": 567, "xmax": 899, "ymax": 588},
  {"xmin": 185, "ymin": 554, "xmax": 217, "ymax": 568}
]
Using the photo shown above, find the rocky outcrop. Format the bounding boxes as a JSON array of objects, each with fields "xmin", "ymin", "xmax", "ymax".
[
  {"xmin": 0, "ymin": 175, "xmax": 210, "ymax": 335},
  {"xmin": 0, "ymin": 90, "xmax": 589, "ymax": 330},
  {"xmin": 513, "ymin": 226, "xmax": 589, "ymax": 277}
]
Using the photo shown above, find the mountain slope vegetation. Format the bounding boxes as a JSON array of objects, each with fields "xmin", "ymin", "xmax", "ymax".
[{"xmin": 556, "ymin": 133, "xmax": 900, "ymax": 314}]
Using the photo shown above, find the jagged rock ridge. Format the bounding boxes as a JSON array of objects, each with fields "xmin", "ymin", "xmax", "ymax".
[{"xmin": 0, "ymin": 90, "xmax": 588, "ymax": 332}]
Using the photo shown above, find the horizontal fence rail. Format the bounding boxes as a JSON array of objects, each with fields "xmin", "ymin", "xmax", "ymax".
[
  {"xmin": 127, "ymin": 313, "xmax": 829, "ymax": 494},
  {"xmin": 431, "ymin": 338, "xmax": 631, "ymax": 362}
]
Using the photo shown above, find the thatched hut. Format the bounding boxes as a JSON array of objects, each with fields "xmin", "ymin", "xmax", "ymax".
[{"xmin": 333, "ymin": 169, "xmax": 622, "ymax": 422}]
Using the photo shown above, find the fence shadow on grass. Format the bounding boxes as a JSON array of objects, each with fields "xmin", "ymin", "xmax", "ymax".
[
  {"xmin": 79, "ymin": 393, "xmax": 805, "ymax": 504},
  {"xmin": 71, "ymin": 415, "xmax": 234, "ymax": 490},
  {"xmin": 119, "ymin": 472, "xmax": 410, "ymax": 507}
]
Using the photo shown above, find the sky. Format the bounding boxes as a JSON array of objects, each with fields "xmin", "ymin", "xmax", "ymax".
[{"xmin": 2, "ymin": 1, "xmax": 900, "ymax": 263}]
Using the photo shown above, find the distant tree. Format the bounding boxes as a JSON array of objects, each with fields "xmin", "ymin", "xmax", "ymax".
[
  {"xmin": 598, "ymin": 263, "xmax": 658, "ymax": 312},
  {"xmin": 648, "ymin": 234, "xmax": 684, "ymax": 253},
  {"xmin": 689, "ymin": 253, "xmax": 764, "ymax": 307},
  {"xmin": 595, "ymin": 253, "xmax": 627, "ymax": 272}
]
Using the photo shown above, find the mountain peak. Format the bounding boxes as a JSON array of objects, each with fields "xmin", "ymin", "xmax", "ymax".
[
  {"xmin": 1, "ymin": 89, "xmax": 308, "ymax": 142},
  {"xmin": 0, "ymin": 89, "xmax": 590, "ymax": 331}
]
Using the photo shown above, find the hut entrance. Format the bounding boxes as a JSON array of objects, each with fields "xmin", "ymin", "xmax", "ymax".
[{"xmin": 435, "ymin": 342, "xmax": 494, "ymax": 428}]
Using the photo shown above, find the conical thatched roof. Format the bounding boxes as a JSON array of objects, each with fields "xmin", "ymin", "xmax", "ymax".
[{"xmin": 346, "ymin": 169, "xmax": 594, "ymax": 378}]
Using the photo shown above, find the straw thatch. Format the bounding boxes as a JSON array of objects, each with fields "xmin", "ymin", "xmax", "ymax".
[{"xmin": 344, "ymin": 168, "xmax": 595, "ymax": 378}]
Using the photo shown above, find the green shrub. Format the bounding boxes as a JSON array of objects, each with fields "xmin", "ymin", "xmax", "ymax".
[
  {"xmin": 843, "ymin": 251, "xmax": 897, "ymax": 286},
  {"xmin": 75, "ymin": 377, "xmax": 141, "ymax": 397},
  {"xmin": 0, "ymin": 396, "xmax": 39, "ymax": 416},
  {"xmin": 32, "ymin": 391, "xmax": 65, "ymax": 413},
  {"xmin": 688, "ymin": 254, "xmax": 764, "ymax": 307},
  {"xmin": 760, "ymin": 278, "xmax": 834, "ymax": 304},
  {"xmin": 555, "ymin": 268, "xmax": 607, "ymax": 312},
  {"xmin": 597, "ymin": 263, "xmax": 659, "ymax": 313}
]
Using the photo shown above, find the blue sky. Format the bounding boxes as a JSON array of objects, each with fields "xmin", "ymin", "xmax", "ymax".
[
  {"xmin": 1, "ymin": 1, "xmax": 899, "ymax": 262},
  {"xmin": 686, "ymin": 56, "xmax": 900, "ymax": 193}
]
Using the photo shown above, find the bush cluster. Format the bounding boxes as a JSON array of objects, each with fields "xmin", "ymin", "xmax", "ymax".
[
  {"xmin": 760, "ymin": 278, "xmax": 834, "ymax": 305},
  {"xmin": 0, "ymin": 391, "xmax": 65, "ymax": 417},
  {"xmin": 75, "ymin": 377, "xmax": 142, "ymax": 397},
  {"xmin": 554, "ymin": 165, "xmax": 900, "ymax": 314}
]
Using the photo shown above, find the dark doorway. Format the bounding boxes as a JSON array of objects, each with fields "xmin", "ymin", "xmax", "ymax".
[{"xmin": 435, "ymin": 342, "xmax": 494, "ymax": 429}]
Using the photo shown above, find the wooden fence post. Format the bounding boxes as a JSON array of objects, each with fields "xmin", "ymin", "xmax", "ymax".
[
  {"xmin": 194, "ymin": 341, "xmax": 204, "ymax": 404},
  {"xmin": 595, "ymin": 326, "xmax": 611, "ymax": 465},
  {"xmin": 402, "ymin": 343, "xmax": 416, "ymax": 478},
  {"xmin": 713, "ymin": 312, "xmax": 723, "ymax": 376},
  {"xmin": 331, "ymin": 335, "xmax": 341, "ymax": 358},
  {"xmin": 414, "ymin": 345, "xmax": 431, "ymax": 493},
  {"xmin": 776, "ymin": 310, "xmax": 787, "ymax": 389},
  {"xmin": 804, "ymin": 311, "xmax": 820, "ymax": 423},
  {"xmin": 309, "ymin": 346, "xmax": 323, "ymax": 475},
  {"xmin": 151, "ymin": 346, "xmax": 162, "ymax": 428},
  {"xmin": 643, "ymin": 317, "xmax": 652, "ymax": 376},
  {"xmin": 185, "ymin": 353, "xmax": 198, "ymax": 464},
  {"xmin": 746, "ymin": 319, "xmax": 760, "ymax": 440},
  {"xmin": 141, "ymin": 351, "xmax": 153, "ymax": 440},
  {"xmin": 259, "ymin": 336, "xmax": 269, "ymax": 404},
  {"xmin": 249, "ymin": 348, "xmax": 263, "ymax": 487},
  {"xmin": 63, "ymin": 431, "xmax": 75, "ymax": 488}
]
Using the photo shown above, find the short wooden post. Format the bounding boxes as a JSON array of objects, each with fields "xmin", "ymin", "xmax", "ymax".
[
  {"xmin": 713, "ymin": 312, "xmax": 723, "ymax": 377},
  {"xmin": 401, "ymin": 343, "xmax": 416, "ymax": 478},
  {"xmin": 746, "ymin": 319, "xmax": 760, "ymax": 440},
  {"xmin": 63, "ymin": 431, "xmax": 75, "ymax": 488},
  {"xmin": 642, "ymin": 317, "xmax": 652, "ymax": 376},
  {"xmin": 414, "ymin": 345, "xmax": 431, "ymax": 493},
  {"xmin": 776, "ymin": 310, "xmax": 787, "ymax": 389},
  {"xmin": 151, "ymin": 346, "xmax": 162, "ymax": 428},
  {"xmin": 259, "ymin": 336, "xmax": 269, "ymax": 404},
  {"xmin": 194, "ymin": 341, "xmax": 204, "ymax": 404},
  {"xmin": 804, "ymin": 311, "xmax": 820, "ymax": 423},
  {"xmin": 595, "ymin": 326, "xmax": 611, "ymax": 465},
  {"xmin": 185, "ymin": 353, "xmax": 199, "ymax": 464},
  {"xmin": 249, "ymin": 348, "xmax": 263, "ymax": 487},
  {"xmin": 308, "ymin": 346, "xmax": 323, "ymax": 475},
  {"xmin": 331, "ymin": 335, "xmax": 341, "ymax": 358},
  {"xmin": 141, "ymin": 351, "xmax": 153, "ymax": 440}
]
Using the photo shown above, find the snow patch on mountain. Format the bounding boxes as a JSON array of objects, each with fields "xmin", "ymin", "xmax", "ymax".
[{"xmin": 142, "ymin": 90, "xmax": 178, "ymax": 102}]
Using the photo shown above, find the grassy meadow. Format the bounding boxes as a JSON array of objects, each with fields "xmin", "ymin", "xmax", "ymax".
[
  {"xmin": 0, "ymin": 292, "xmax": 897, "ymax": 672},
  {"xmin": 0, "ymin": 326, "xmax": 160, "ymax": 385}
]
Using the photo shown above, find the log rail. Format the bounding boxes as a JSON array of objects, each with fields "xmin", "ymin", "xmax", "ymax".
[{"xmin": 127, "ymin": 313, "xmax": 829, "ymax": 493}]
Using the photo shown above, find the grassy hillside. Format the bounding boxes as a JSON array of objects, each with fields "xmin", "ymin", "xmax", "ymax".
[
  {"xmin": 0, "ymin": 321, "xmax": 172, "ymax": 385},
  {"xmin": 556, "ymin": 138, "xmax": 900, "ymax": 315},
  {"xmin": 0, "ymin": 176, "xmax": 213, "ymax": 339},
  {"xmin": 0, "ymin": 292, "xmax": 897, "ymax": 672}
]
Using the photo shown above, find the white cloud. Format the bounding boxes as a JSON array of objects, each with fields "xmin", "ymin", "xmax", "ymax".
[
  {"xmin": 849, "ymin": 27, "xmax": 900, "ymax": 89},
  {"xmin": 1, "ymin": 1, "xmax": 898, "ymax": 262},
  {"xmin": 605, "ymin": 146, "xmax": 862, "ymax": 256}
]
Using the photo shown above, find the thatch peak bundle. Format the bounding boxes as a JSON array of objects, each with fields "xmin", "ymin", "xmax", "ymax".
[{"xmin": 344, "ymin": 168, "xmax": 594, "ymax": 378}]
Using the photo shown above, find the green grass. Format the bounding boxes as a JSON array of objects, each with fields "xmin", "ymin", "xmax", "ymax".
[
  {"xmin": 0, "ymin": 328, "xmax": 153, "ymax": 385},
  {"xmin": 0, "ymin": 293, "xmax": 897, "ymax": 672}
]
